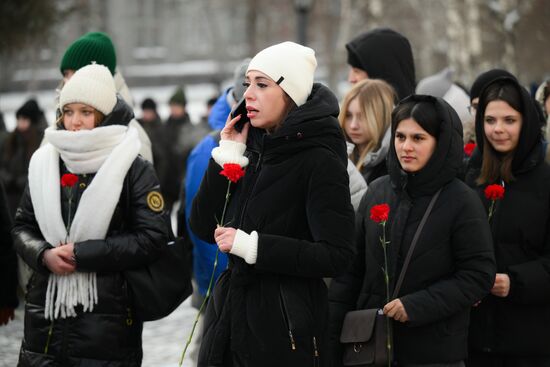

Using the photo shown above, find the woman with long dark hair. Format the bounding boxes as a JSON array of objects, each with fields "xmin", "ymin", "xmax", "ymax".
[
  {"xmin": 190, "ymin": 42, "xmax": 355, "ymax": 367},
  {"xmin": 466, "ymin": 77, "xmax": 550, "ymax": 367},
  {"xmin": 329, "ymin": 95, "xmax": 495, "ymax": 366}
]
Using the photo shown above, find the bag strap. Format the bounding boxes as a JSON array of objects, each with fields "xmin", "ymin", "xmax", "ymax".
[{"xmin": 391, "ymin": 188, "xmax": 442, "ymax": 299}]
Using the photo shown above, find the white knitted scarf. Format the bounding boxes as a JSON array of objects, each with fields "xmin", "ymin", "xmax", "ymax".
[{"xmin": 28, "ymin": 125, "xmax": 141, "ymax": 320}]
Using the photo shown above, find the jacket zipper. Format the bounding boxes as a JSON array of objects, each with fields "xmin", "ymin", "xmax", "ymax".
[
  {"xmin": 122, "ymin": 279, "xmax": 134, "ymax": 326},
  {"xmin": 279, "ymin": 284, "xmax": 296, "ymax": 350},
  {"xmin": 313, "ymin": 336, "xmax": 320, "ymax": 366}
]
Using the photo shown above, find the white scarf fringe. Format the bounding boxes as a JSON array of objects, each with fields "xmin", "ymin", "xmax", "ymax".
[{"xmin": 29, "ymin": 125, "xmax": 141, "ymax": 320}]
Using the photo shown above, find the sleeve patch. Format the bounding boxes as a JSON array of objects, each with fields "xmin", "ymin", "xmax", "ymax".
[{"xmin": 146, "ymin": 191, "xmax": 165, "ymax": 212}]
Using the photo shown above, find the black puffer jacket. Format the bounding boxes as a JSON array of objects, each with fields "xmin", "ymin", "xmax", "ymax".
[
  {"xmin": 0, "ymin": 179, "xmax": 18, "ymax": 310},
  {"xmin": 12, "ymin": 99, "xmax": 170, "ymax": 367},
  {"xmin": 466, "ymin": 77, "xmax": 550, "ymax": 356},
  {"xmin": 190, "ymin": 84, "xmax": 355, "ymax": 367},
  {"xmin": 328, "ymin": 96, "xmax": 496, "ymax": 365}
]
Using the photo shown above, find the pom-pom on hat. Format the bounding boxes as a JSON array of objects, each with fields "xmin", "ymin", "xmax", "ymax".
[
  {"xmin": 247, "ymin": 41, "xmax": 317, "ymax": 107},
  {"xmin": 59, "ymin": 63, "xmax": 117, "ymax": 115},
  {"xmin": 60, "ymin": 32, "xmax": 117, "ymax": 75}
]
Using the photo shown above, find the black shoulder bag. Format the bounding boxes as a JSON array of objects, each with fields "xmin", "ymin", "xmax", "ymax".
[
  {"xmin": 122, "ymin": 178, "xmax": 193, "ymax": 322},
  {"xmin": 340, "ymin": 188, "xmax": 442, "ymax": 366}
]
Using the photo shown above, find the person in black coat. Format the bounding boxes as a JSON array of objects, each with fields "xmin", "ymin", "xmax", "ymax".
[
  {"xmin": 329, "ymin": 95, "xmax": 496, "ymax": 366},
  {"xmin": 190, "ymin": 42, "xmax": 355, "ymax": 367},
  {"xmin": 12, "ymin": 64, "xmax": 169, "ymax": 367},
  {"xmin": 345, "ymin": 27, "xmax": 416, "ymax": 100},
  {"xmin": 0, "ymin": 99, "xmax": 44, "ymax": 216},
  {"xmin": 0, "ymin": 178, "xmax": 18, "ymax": 326},
  {"xmin": 465, "ymin": 77, "xmax": 550, "ymax": 367}
]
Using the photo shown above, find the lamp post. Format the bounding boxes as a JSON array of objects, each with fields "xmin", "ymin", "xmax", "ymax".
[{"xmin": 294, "ymin": 0, "xmax": 314, "ymax": 46}]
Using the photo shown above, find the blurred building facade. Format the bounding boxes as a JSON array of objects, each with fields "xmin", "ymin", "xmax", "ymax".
[{"xmin": 1, "ymin": 0, "xmax": 549, "ymax": 94}]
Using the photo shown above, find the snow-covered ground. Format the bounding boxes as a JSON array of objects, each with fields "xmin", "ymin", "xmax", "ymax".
[{"xmin": 0, "ymin": 298, "xmax": 200, "ymax": 367}]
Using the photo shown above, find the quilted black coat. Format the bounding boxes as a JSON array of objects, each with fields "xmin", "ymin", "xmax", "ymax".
[
  {"xmin": 466, "ymin": 77, "xmax": 550, "ymax": 357},
  {"xmin": 12, "ymin": 100, "xmax": 170, "ymax": 367},
  {"xmin": 328, "ymin": 96, "xmax": 496, "ymax": 365},
  {"xmin": 190, "ymin": 83, "xmax": 356, "ymax": 367}
]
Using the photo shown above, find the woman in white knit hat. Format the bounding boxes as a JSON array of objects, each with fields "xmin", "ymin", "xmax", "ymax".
[
  {"xmin": 190, "ymin": 42, "xmax": 355, "ymax": 366},
  {"xmin": 12, "ymin": 63, "xmax": 169, "ymax": 366}
]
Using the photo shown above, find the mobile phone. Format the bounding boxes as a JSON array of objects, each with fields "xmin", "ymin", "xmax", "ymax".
[{"xmin": 230, "ymin": 97, "xmax": 249, "ymax": 132}]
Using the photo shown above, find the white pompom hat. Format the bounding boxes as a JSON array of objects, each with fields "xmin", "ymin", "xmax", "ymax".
[
  {"xmin": 247, "ymin": 41, "xmax": 317, "ymax": 107},
  {"xmin": 59, "ymin": 63, "xmax": 117, "ymax": 115}
]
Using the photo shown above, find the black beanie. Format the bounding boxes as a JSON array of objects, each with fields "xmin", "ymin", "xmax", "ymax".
[
  {"xmin": 16, "ymin": 99, "xmax": 42, "ymax": 124},
  {"xmin": 470, "ymin": 69, "xmax": 515, "ymax": 102},
  {"xmin": 141, "ymin": 98, "xmax": 157, "ymax": 111}
]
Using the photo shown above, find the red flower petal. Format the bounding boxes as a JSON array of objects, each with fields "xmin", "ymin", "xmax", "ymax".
[
  {"xmin": 219, "ymin": 163, "xmax": 245, "ymax": 183},
  {"xmin": 484, "ymin": 184, "xmax": 505, "ymax": 201},
  {"xmin": 464, "ymin": 143, "xmax": 476, "ymax": 157},
  {"xmin": 61, "ymin": 173, "xmax": 79, "ymax": 188},
  {"xmin": 370, "ymin": 203, "xmax": 390, "ymax": 223}
]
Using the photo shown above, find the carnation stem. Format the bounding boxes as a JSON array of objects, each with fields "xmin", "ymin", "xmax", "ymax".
[
  {"xmin": 381, "ymin": 221, "xmax": 392, "ymax": 366},
  {"xmin": 179, "ymin": 181, "xmax": 232, "ymax": 366},
  {"xmin": 381, "ymin": 222, "xmax": 389, "ymax": 305},
  {"xmin": 44, "ymin": 320, "xmax": 54, "ymax": 354},
  {"xmin": 179, "ymin": 248, "xmax": 220, "ymax": 366},
  {"xmin": 66, "ymin": 196, "xmax": 72, "ymax": 243},
  {"xmin": 488, "ymin": 200, "xmax": 495, "ymax": 222}
]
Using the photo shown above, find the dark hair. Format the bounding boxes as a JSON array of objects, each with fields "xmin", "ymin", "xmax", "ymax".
[
  {"xmin": 477, "ymin": 80, "xmax": 523, "ymax": 184},
  {"xmin": 392, "ymin": 100, "xmax": 440, "ymax": 138}
]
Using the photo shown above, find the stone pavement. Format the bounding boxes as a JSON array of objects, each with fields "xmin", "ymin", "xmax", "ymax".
[{"xmin": 0, "ymin": 298, "xmax": 200, "ymax": 367}]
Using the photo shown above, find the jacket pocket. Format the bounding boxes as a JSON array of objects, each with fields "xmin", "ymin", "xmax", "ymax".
[{"xmin": 279, "ymin": 284, "xmax": 297, "ymax": 351}]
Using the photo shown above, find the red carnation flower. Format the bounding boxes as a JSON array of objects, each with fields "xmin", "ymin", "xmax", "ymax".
[
  {"xmin": 484, "ymin": 184, "xmax": 505, "ymax": 222},
  {"xmin": 61, "ymin": 173, "xmax": 78, "ymax": 187},
  {"xmin": 464, "ymin": 142, "xmax": 476, "ymax": 157},
  {"xmin": 219, "ymin": 163, "xmax": 245, "ymax": 183},
  {"xmin": 370, "ymin": 203, "xmax": 390, "ymax": 224},
  {"xmin": 60, "ymin": 173, "xmax": 79, "ymax": 244},
  {"xmin": 484, "ymin": 184, "xmax": 505, "ymax": 201}
]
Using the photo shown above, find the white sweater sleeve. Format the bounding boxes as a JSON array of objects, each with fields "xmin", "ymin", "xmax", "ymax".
[
  {"xmin": 230, "ymin": 229, "xmax": 259, "ymax": 264},
  {"xmin": 211, "ymin": 140, "xmax": 249, "ymax": 168}
]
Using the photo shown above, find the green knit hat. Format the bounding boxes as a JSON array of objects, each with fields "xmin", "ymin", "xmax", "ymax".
[
  {"xmin": 169, "ymin": 87, "xmax": 187, "ymax": 106},
  {"xmin": 60, "ymin": 32, "xmax": 117, "ymax": 76}
]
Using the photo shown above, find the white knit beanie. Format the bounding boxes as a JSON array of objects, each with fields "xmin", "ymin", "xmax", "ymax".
[
  {"xmin": 59, "ymin": 63, "xmax": 117, "ymax": 115},
  {"xmin": 247, "ymin": 41, "xmax": 317, "ymax": 107}
]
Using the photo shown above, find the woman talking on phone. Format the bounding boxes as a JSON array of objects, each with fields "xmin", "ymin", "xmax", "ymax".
[{"xmin": 190, "ymin": 42, "xmax": 355, "ymax": 367}]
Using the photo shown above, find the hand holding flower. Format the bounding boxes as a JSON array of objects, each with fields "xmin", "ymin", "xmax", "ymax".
[
  {"xmin": 214, "ymin": 226, "xmax": 237, "ymax": 253},
  {"xmin": 383, "ymin": 299, "xmax": 409, "ymax": 323},
  {"xmin": 491, "ymin": 273, "xmax": 510, "ymax": 297},
  {"xmin": 180, "ymin": 160, "xmax": 246, "ymax": 365}
]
